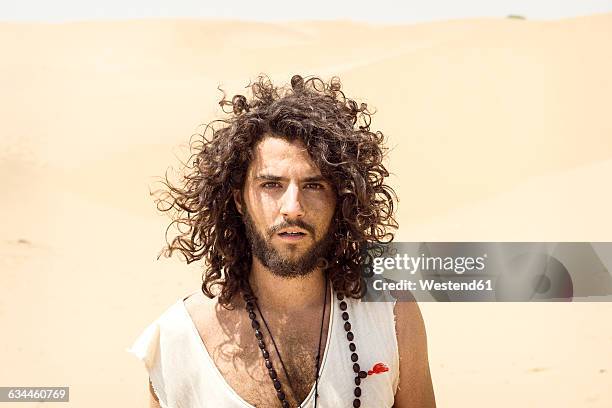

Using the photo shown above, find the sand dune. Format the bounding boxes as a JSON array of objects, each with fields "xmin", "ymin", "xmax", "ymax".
[{"xmin": 1, "ymin": 14, "xmax": 611, "ymax": 407}]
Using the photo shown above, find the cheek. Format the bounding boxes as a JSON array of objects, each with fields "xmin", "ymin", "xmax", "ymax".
[
  {"xmin": 258, "ymin": 193, "xmax": 281, "ymax": 214},
  {"xmin": 247, "ymin": 191, "xmax": 279, "ymax": 223},
  {"xmin": 309, "ymin": 194, "xmax": 336, "ymax": 228}
]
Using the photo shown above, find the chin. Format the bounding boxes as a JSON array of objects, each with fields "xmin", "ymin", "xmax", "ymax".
[
  {"xmin": 281, "ymin": 243, "xmax": 313, "ymax": 254},
  {"xmin": 274, "ymin": 239, "xmax": 310, "ymax": 249}
]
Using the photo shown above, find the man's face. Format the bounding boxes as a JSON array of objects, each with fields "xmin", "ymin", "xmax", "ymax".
[{"xmin": 234, "ymin": 135, "xmax": 337, "ymax": 278}]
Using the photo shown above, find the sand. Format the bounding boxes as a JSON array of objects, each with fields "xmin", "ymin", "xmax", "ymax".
[{"xmin": 1, "ymin": 14, "xmax": 611, "ymax": 407}]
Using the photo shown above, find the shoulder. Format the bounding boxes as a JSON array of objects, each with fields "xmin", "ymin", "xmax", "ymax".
[
  {"xmin": 392, "ymin": 292, "xmax": 426, "ymax": 347},
  {"xmin": 183, "ymin": 290, "xmax": 209, "ymax": 315},
  {"xmin": 182, "ymin": 290, "xmax": 242, "ymax": 348},
  {"xmin": 392, "ymin": 295, "xmax": 437, "ymax": 407},
  {"xmin": 183, "ymin": 290, "xmax": 222, "ymax": 328}
]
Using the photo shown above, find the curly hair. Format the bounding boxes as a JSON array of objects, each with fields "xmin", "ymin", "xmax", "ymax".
[{"xmin": 154, "ymin": 74, "xmax": 398, "ymax": 308}]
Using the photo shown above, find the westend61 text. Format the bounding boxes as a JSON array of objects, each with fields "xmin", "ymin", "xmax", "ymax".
[{"xmin": 373, "ymin": 279, "xmax": 493, "ymax": 292}]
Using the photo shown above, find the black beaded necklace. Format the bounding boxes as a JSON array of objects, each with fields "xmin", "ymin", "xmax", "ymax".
[{"xmin": 245, "ymin": 282, "xmax": 366, "ymax": 408}]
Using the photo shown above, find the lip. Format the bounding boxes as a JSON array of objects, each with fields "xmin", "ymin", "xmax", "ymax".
[
  {"xmin": 277, "ymin": 228, "xmax": 309, "ymax": 235},
  {"xmin": 276, "ymin": 231, "xmax": 308, "ymax": 241},
  {"xmin": 277, "ymin": 234, "xmax": 306, "ymax": 242}
]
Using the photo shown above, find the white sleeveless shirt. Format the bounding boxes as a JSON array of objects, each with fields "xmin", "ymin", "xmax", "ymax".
[{"xmin": 128, "ymin": 291, "xmax": 399, "ymax": 408}]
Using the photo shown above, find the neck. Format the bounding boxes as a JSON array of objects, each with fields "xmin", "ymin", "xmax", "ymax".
[{"xmin": 248, "ymin": 257, "xmax": 327, "ymax": 312}]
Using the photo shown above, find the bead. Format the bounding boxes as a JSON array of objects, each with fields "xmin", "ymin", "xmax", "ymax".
[
  {"xmin": 347, "ymin": 332, "xmax": 354, "ymax": 341},
  {"xmin": 353, "ymin": 398, "xmax": 361, "ymax": 407},
  {"xmin": 353, "ymin": 363, "xmax": 360, "ymax": 373},
  {"xmin": 262, "ymin": 350, "xmax": 269, "ymax": 359},
  {"xmin": 255, "ymin": 330, "xmax": 263, "ymax": 340},
  {"xmin": 277, "ymin": 390, "xmax": 285, "ymax": 400},
  {"xmin": 344, "ymin": 322, "xmax": 351, "ymax": 331},
  {"xmin": 269, "ymin": 369, "xmax": 277, "ymax": 379},
  {"xmin": 273, "ymin": 379, "xmax": 282, "ymax": 390},
  {"xmin": 337, "ymin": 293, "xmax": 345, "ymax": 300},
  {"xmin": 246, "ymin": 301, "xmax": 254, "ymax": 310},
  {"xmin": 354, "ymin": 387, "xmax": 362, "ymax": 397},
  {"xmin": 248, "ymin": 311, "xmax": 256, "ymax": 320},
  {"xmin": 354, "ymin": 376, "xmax": 361, "ymax": 386},
  {"xmin": 342, "ymin": 311, "xmax": 349, "ymax": 321},
  {"xmin": 351, "ymin": 353, "xmax": 358, "ymax": 362},
  {"xmin": 340, "ymin": 301, "xmax": 347, "ymax": 311},
  {"xmin": 358, "ymin": 370, "xmax": 367, "ymax": 378},
  {"xmin": 258, "ymin": 340, "xmax": 265, "ymax": 349},
  {"xmin": 349, "ymin": 343, "xmax": 356, "ymax": 352},
  {"xmin": 265, "ymin": 359, "xmax": 272, "ymax": 369},
  {"xmin": 251, "ymin": 320, "xmax": 260, "ymax": 330}
]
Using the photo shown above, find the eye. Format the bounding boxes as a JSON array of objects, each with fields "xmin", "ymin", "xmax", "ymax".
[
  {"xmin": 261, "ymin": 182, "xmax": 281, "ymax": 189},
  {"xmin": 304, "ymin": 183, "xmax": 325, "ymax": 190}
]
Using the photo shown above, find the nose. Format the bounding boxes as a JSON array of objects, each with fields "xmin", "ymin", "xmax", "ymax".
[{"xmin": 280, "ymin": 183, "xmax": 305, "ymax": 219}]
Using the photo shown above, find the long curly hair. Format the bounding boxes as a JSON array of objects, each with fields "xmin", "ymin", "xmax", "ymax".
[{"xmin": 154, "ymin": 74, "xmax": 398, "ymax": 308}]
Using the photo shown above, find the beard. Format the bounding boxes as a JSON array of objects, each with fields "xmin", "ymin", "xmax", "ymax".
[{"xmin": 242, "ymin": 211, "xmax": 333, "ymax": 278}]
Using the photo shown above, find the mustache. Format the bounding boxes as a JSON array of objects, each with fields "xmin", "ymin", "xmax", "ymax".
[{"xmin": 268, "ymin": 219, "xmax": 315, "ymax": 237}]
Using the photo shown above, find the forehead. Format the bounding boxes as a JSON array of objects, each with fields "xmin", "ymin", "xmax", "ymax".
[{"xmin": 247, "ymin": 135, "xmax": 322, "ymax": 177}]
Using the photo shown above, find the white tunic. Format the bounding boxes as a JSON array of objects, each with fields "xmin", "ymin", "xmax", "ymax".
[{"xmin": 128, "ymin": 291, "xmax": 399, "ymax": 408}]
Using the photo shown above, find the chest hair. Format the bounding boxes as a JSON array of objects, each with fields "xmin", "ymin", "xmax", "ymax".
[{"xmin": 205, "ymin": 303, "xmax": 330, "ymax": 407}]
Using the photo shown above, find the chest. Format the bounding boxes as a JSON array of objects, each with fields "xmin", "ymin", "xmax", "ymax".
[{"xmin": 201, "ymin": 308, "xmax": 330, "ymax": 407}]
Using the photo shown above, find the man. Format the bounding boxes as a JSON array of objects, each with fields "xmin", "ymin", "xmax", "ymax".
[{"xmin": 130, "ymin": 75, "xmax": 436, "ymax": 407}]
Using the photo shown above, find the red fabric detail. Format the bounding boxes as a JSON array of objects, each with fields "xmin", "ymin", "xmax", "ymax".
[{"xmin": 367, "ymin": 362, "xmax": 389, "ymax": 375}]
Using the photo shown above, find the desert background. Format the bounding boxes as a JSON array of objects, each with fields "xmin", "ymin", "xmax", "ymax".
[{"xmin": 1, "ymin": 13, "xmax": 612, "ymax": 407}]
